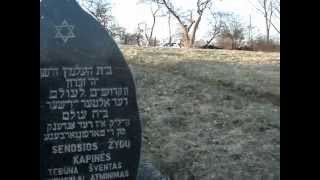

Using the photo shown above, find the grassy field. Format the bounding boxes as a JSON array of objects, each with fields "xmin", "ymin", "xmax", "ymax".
[{"xmin": 120, "ymin": 45, "xmax": 280, "ymax": 180}]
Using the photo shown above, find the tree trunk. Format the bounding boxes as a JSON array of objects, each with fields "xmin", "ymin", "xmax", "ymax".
[
  {"xmin": 154, "ymin": 36, "xmax": 157, "ymax": 46},
  {"xmin": 190, "ymin": 16, "xmax": 202, "ymax": 48},
  {"xmin": 161, "ymin": 0, "xmax": 209, "ymax": 48},
  {"xmin": 265, "ymin": 17, "xmax": 270, "ymax": 43},
  {"xmin": 168, "ymin": 13, "xmax": 172, "ymax": 44},
  {"xmin": 124, "ymin": 35, "xmax": 128, "ymax": 45},
  {"xmin": 136, "ymin": 36, "xmax": 141, "ymax": 47},
  {"xmin": 204, "ymin": 36, "xmax": 215, "ymax": 48},
  {"xmin": 181, "ymin": 26, "xmax": 191, "ymax": 48},
  {"xmin": 161, "ymin": 0, "xmax": 192, "ymax": 48},
  {"xmin": 263, "ymin": 0, "xmax": 270, "ymax": 43},
  {"xmin": 231, "ymin": 38, "xmax": 235, "ymax": 49},
  {"xmin": 148, "ymin": 15, "xmax": 156, "ymax": 46}
]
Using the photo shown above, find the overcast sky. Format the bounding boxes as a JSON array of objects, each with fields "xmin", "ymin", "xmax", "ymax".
[
  {"xmin": 41, "ymin": 0, "xmax": 280, "ymax": 42},
  {"xmin": 108, "ymin": 0, "xmax": 279, "ymax": 42}
]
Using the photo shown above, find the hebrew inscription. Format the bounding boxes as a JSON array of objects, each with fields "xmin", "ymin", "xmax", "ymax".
[
  {"xmin": 41, "ymin": 66, "xmax": 134, "ymax": 180},
  {"xmin": 40, "ymin": 1, "xmax": 141, "ymax": 179}
]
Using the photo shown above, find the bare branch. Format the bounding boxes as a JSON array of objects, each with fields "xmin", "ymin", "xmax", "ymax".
[
  {"xmin": 197, "ymin": 0, "xmax": 211, "ymax": 14},
  {"xmin": 154, "ymin": 0, "xmax": 212, "ymax": 48},
  {"xmin": 270, "ymin": 21, "xmax": 280, "ymax": 34},
  {"xmin": 248, "ymin": 0, "xmax": 280, "ymax": 41},
  {"xmin": 161, "ymin": 0, "xmax": 185, "ymax": 27}
]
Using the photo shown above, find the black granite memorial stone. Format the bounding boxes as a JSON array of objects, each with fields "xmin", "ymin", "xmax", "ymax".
[{"xmin": 40, "ymin": 0, "xmax": 141, "ymax": 179}]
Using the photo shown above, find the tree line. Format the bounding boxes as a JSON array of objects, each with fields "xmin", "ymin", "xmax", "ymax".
[{"xmin": 81, "ymin": 0, "xmax": 280, "ymax": 51}]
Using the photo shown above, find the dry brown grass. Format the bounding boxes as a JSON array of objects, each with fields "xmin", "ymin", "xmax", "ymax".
[{"xmin": 120, "ymin": 45, "xmax": 280, "ymax": 180}]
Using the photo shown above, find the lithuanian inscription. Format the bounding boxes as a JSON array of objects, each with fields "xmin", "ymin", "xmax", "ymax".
[{"xmin": 40, "ymin": 0, "xmax": 141, "ymax": 180}]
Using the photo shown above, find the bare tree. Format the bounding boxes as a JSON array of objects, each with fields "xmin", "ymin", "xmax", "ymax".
[
  {"xmin": 146, "ymin": 5, "xmax": 161, "ymax": 46},
  {"xmin": 137, "ymin": 22, "xmax": 149, "ymax": 46},
  {"xmin": 152, "ymin": 0, "xmax": 212, "ymax": 48},
  {"xmin": 249, "ymin": 0, "xmax": 279, "ymax": 42},
  {"xmin": 135, "ymin": 23, "xmax": 145, "ymax": 47},
  {"xmin": 204, "ymin": 10, "xmax": 228, "ymax": 48},
  {"xmin": 246, "ymin": 14, "xmax": 256, "ymax": 48},
  {"xmin": 167, "ymin": 11, "xmax": 173, "ymax": 44},
  {"xmin": 271, "ymin": 0, "xmax": 280, "ymax": 33},
  {"xmin": 137, "ymin": 1, "xmax": 164, "ymax": 47},
  {"xmin": 221, "ymin": 13, "xmax": 245, "ymax": 49},
  {"xmin": 258, "ymin": 0, "xmax": 273, "ymax": 42},
  {"xmin": 273, "ymin": 0, "xmax": 280, "ymax": 17},
  {"xmin": 108, "ymin": 25, "xmax": 133, "ymax": 44},
  {"xmin": 81, "ymin": 0, "xmax": 113, "ymax": 30}
]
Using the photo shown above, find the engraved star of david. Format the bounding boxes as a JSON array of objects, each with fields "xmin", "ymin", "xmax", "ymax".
[{"xmin": 55, "ymin": 20, "xmax": 76, "ymax": 43}]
